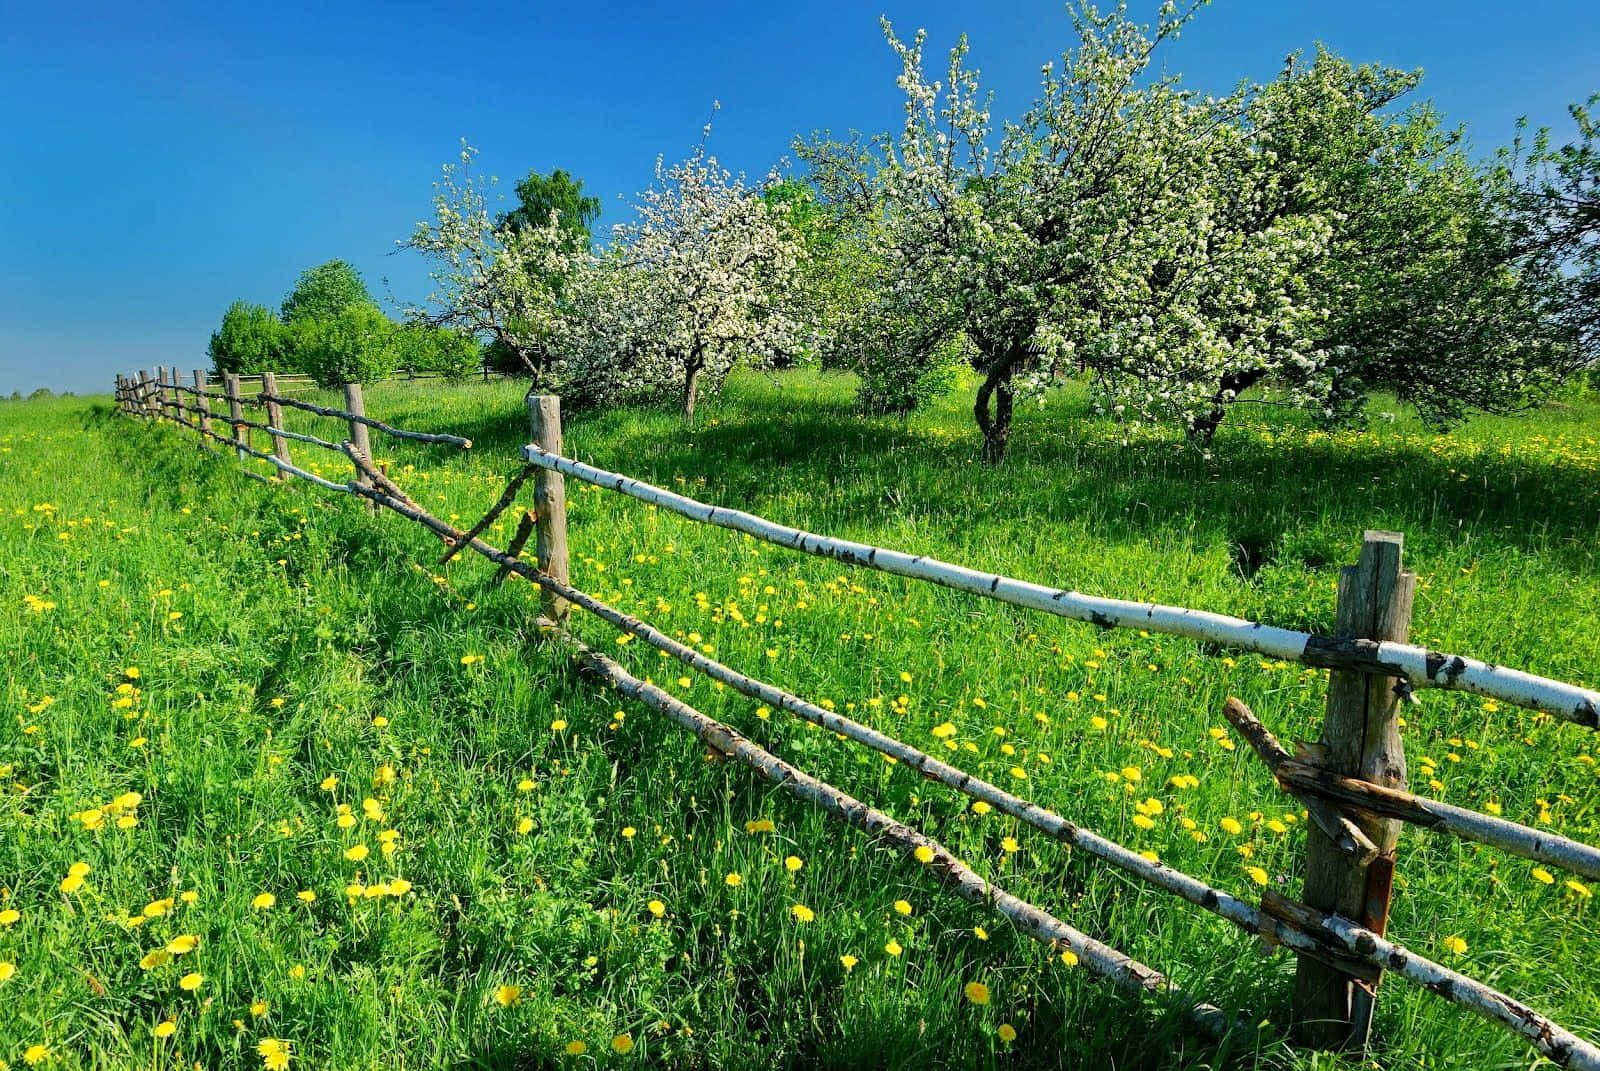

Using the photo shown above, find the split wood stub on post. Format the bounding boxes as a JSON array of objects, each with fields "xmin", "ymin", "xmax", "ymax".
[
  {"xmin": 527, "ymin": 395, "xmax": 570, "ymax": 625},
  {"xmin": 1291, "ymin": 531, "xmax": 1415, "ymax": 1050}
]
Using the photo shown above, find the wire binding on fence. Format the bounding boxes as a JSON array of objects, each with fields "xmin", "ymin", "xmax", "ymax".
[{"xmin": 519, "ymin": 444, "xmax": 1600, "ymax": 729}]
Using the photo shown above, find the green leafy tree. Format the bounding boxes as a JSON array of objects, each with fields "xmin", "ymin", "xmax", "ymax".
[
  {"xmin": 288, "ymin": 303, "xmax": 399, "ymax": 387},
  {"xmin": 281, "ymin": 260, "xmax": 374, "ymax": 324},
  {"xmin": 1509, "ymin": 94, "xmax": 1600, "ymax": 382},
  {"xmin": 394, "ymin": 322, "xmax": 479, "ymax": 378},
  {"xmin": 208, "ymin": 301, "xmax": 289, "ymax": 375},
  {"xmin": 500, "ymin": 168, "xmax": 601, "ymax": 243}
]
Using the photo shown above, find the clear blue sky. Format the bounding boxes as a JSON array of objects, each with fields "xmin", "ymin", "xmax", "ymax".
[{"xmin": 2, "ymin": 1, "xmax": 1595, "ymax": 396}]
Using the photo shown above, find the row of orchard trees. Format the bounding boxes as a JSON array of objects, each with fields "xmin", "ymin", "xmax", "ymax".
[
  {"xmin": 378, "ymin": 5, "xmax": 1598, "ymax": 460},
  {"xmin": 207, "ymin": 261, "xmax": 477, "ymax": 386}
]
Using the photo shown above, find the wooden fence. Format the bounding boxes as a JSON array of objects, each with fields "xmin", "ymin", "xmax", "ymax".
[{"xmin": 111, "ymin": 370, "xmax": 1600, "ymax": 1069}]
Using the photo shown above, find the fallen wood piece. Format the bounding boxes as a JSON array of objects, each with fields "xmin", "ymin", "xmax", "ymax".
[
  {"xmin": 261, "ymin": 392, "xmax": 472, "ymax": 448},
  {"xmin": 1226, "ymin": 700, "xmax": 1600, "ymax": 882},
  {"xmin": 1222, "ymin": 698, "xmax": 1379, "ymax": 863},
  {"xmin": 440, "ymin": 464, "xmax": 535, "ymax": 565},
  {"xmin": 519, "ymin": 445, "xmax": 1600, "ymax": 729},
  {"xmin": 544, "ymin": 622, "xmax": 1236, "ymax": 1040}
]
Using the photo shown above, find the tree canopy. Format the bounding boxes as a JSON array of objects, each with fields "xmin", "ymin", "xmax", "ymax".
[{"xmin": 281, "ymin": 259, "xmax": 375, "ymax": 324}]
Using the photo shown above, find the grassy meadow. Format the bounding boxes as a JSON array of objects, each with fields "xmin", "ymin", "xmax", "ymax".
[{"xmin": 2, "ymin": 370, "xmax": 1598, "ymax": 1070}]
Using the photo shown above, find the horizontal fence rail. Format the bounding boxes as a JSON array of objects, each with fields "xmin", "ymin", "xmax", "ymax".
[
  {"xmin": 520, "ymin": 444, "xmax": 1600, "ymax": 730},
  {"xmin": 110, "ymin": 377, "xmax": 1600, "ymax": 1068}
]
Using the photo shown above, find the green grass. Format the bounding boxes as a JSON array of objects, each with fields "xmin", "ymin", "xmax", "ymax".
[{"xmin": 2, "ymin": 371, "xmax": 1597, "ymax": 1070}]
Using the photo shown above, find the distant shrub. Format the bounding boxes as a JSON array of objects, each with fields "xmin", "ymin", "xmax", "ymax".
[
  {"xmin": 394, "ymin": 322, "xmax": 478, "ymax": 379},
  {"xmin": 287, "ymin": 303, "xmax": 399, "ymax": 387},
  {"xmin": 209, "ymin": 301, "xmax": 290, "ymax": 375}
]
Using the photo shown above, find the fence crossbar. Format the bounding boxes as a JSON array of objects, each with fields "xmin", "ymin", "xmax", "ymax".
[
  {"xmin": 351, "ymin": 454, "xmax": 1600, "ymax": 1070},
  {"xmin": 519, "ymin": 444, "xmax": 1600, "ymax": 730},
  {"xmin": 1224, "ymin": 699, "xmax": 1600, "ymax": 882},
  {"xmin": 260, "ymin": 392, "xmax": 472, "ymax": 448}
]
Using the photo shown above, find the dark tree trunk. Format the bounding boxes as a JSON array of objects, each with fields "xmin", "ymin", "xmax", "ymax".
[
  {"xmin": 684, "ymin": 360, "xmax": 702, "ymax": 425},
  {"xmin": 1189, "ymin": 368, "xmax": 1269, "ymax": 445},
  {"xmin": 975, "ymin": 357, "xmax": 1018, "ymax": 464}
]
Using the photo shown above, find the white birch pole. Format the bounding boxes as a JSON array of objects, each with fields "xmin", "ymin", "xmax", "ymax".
[{"xmin": 520, "ymin": 445, "xmax": 1600, "ymax": 729}]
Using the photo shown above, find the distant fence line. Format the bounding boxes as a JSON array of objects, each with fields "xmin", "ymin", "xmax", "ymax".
[{"xmin": 112, "ymin": 366, "xmax": 1600, "ymax": 1069}]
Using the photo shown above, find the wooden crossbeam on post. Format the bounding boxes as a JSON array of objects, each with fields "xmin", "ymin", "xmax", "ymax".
[
  {"xmin": 1291, "ymin": 531, "xmax": 1415, "ymax": 1051},
  {"xmin": 260, "ymin": 372, "xmax": 292, "ymax": 478},
  {"xmin": 343, "ymin": 382, "xmax": 376, "ymax": 512},
  {"xmin": 163, "ymin": 367, "xmax": 181, "ymax": 423},
  {"xmin": 527, "ymin": 395, "xmax": 569, "ymax": 625}
]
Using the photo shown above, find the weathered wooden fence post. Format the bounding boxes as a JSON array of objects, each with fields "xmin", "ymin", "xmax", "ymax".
[
  {"xmin": 527, "ymin": 394, "xmax": 570, "ymax": 625},
  {"xmin": 260, "ymin": 371, "xmax": 292, "ymax": 478},
  {"xmin": 162, "ymin": 367, "xmax": 181, "ymax": 424},
  {"xmin": 1292, "ymin": 530, "xmax": 1415, "ymax": 1051},
  {"xmin": 224, "ymin": 373, "xmax": 248, "ymax": 461},
  {"xmin": 136, "ymin": 370, "xmax": 154, "ymax": 419},
  {"xmin": 191, "ymin": 370, "xmax": 213, "ymax": 450},
  {"xmin": 343, "ymin": 381, "xmax": 375, "ymax": 509},
  {"xmin": 113, "ymin": 375, "xmax": 125, "ymax": 413}
]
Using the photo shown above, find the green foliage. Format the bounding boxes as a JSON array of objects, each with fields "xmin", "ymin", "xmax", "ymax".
[
  {"xmin": 855, "ymin": 332, "xmax": 967, "ymax": 415},
  {"xmin": 3, "ymin": 373, "xmax": 1599, "ymax": 1068},
  {"xmin": 280, "ymin": 259, "xmax": 374, "ymax": 324},
  {"xmin": 500, "ymin": 168, "xmax": 601, "ymax": 246},
  {"xmin": 393, "ymin": 321, "xmax": 478, "ymax": 379},
  {"xmin": 1510, "ymin": 94, "xmax": 1600, "ymax": 384},
  {"xmin": 286, "ymin": 303, "xmax": 398, "ymax": 387},
  {"xmin": 208, "ymin": 301, "xmax": 289, "ymax": 375}
]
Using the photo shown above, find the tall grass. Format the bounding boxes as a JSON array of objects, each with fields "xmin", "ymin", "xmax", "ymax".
[{"xmin": 1, "ymin": 373, "xmax": 1596, "ymax": 1069}]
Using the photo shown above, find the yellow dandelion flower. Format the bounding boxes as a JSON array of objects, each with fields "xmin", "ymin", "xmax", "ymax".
[
  {"xmin": 1532, "ymin": 868, "xmax": 1555, "ymax": 885},
  {"xmin": 25, "ymin": 1044, "xmax": 50, "ymax": 1065},
  {"xmin": 791, "ymin": 904, "xmax": 815, "ymax": 922},
  {"xmin": 1001, "ymin": 837, "xmax": 1020, "ymax": 853},
  {"xmin": 251, "ymin": 1000, "xmax": 269, "ymax": 1017},
  {"xmin": 974, "ymin": 926, "xmax": 988, "ymax": 941},
  {"xmin": 971, "ymin": 801, "xmax": 991, "ymax": 815},
  {"xmin": 963, "ymin": 980, "xmax": 990, "ymax": 1005},
  {"xmin": 1219, "ymin": 817, "xmax": 1244, "ymax": 836},
  {"xmin": 725, "ymin": 873, "xmax": 743, "ymax": 887},
  {"xmin": 1245, "ymin": 866, "xmax": 1270, "ymax": 886},
  {"xmin": 1442, "ymin": 935, "xmax": 1468, "ymax": 955},
  {"xmin": 297, "ymin": 890, "xmax": 316, "ymax": 903},
  {"xmin": 153, "ymin": 1018, "xmax": 177, "ymax": 1038},
  {"xmin": 1060, "ymin": 948, "xmax": 1079, "ymax": 967},
  {"xmin": 1009, "ymin": 767, "xmax": 1027, "ymax": 781},
  {"xmin": 893, "ymin": 899, "xmax": 912, "ymax": 916},
  {"xmin": 252, "ymin": 892, "xmax": 276, "ymax": 910},
  {"xmin": 0, "ymin": 961, "xmax": 17, "ymax": 982},
  {"xmin": 998, "ymin": 1023, "xmax": 1017, "ymax": 1043},
  {"xmin": 179, "ymin": 971, "xmax": 203, "ymax": 991},
  {"xmin": 494, "ymin": 984, "xmax": 521, "ymax": 1007},
  {"xmin": 914, "ymin": 845, "xmax": 935, "ymax": 864},
  {"xmin": 0, "ymin": 908, "xmax": 19, "ymax": 926},
  {"xmin": 840, "ymin": 954, "xmax": 858, "ymax": 972},
  {"xmin": 550, "ymin": 719, "xmax": 567, "ymax": 732},
  {"xmin": 387, "ymin": 878, "xmax": 413, "ymax": 896},
  {"xmin": 345, "ymin": 844, "xmax": 370, "ymax": 862},
  {"xmin": 1132, "ymin": 814, "xmax": 1156, "ymax": 831},
  {"xmin": 884, "ymin": 939, "xmax": 903, "ymax": 957},
  {"xmin": 166, "ymin": 935, "xmax": 198, "ymax": 955},
  {"xmin": 611, "ymin": 1034, "xmax": 634, "ymax": 1054},
  {"xmin": 648, "ymin": 900, "xmax": 666, "ymax": 918},
  {"xmin": 565, "ymin": 1041, "xmax": 587, "ymax": 1055},
  {"xmin": 1567, "ymin": 879, "xmax": 1592, "ymax": 898},
  {"xmin": 139, "ymin": 950, "xmax": 170, "ymax": 970}
]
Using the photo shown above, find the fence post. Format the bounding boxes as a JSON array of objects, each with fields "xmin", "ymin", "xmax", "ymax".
[
  {"xmin": 260, "ymin": 371, "xmax": 292, "ymax": 478},
  {"xmin": 114, "ymin": 375, "xmax": 125, "ymax": 413},
  {"xmin": 136, "ymin": 370, "xmax": 153, "ymax": 418},
  {"xmin": 191, "ymin": 370, "xmax": 213, "ymax": 450},
  {"xmin": 527, "ymin": 395, "xmax": 570, "ymax": 625},
  {"xmin": 224, "ymin": 373, "xmax": 248, "ymax": 461},
  {"xmin": 1292, "ymin": 530, "xmax": 1415, "ymax": 1051},
  {"xmin": 343, "ymin": 381, "xmax": 375, "ymax": 510}
]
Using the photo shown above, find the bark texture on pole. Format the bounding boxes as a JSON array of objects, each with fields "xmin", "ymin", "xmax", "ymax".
[
  {"xmin": 224, "ymin": 374, "xmax": 248, "ymax": 461},
  {"xmin": 343, "ymin": 382, "xmax": 375, "ymax": 511},
  {"xmin": 527, "ymin": 396, "xmax": 569, "ymax": 625},
  {"xmin": 520, "ymin": 444, "xmax": 1600, "ymax": 726},
  {"xmin": 1292, "ymin": 532, "xmax": 1414, "ymax": 1050},
  {"xmin": 191, "ymin": 370, "xmax": 214, "ymax": 451},
  {"xmin": 259, "ymin": 372, "xmax": 292, "ymax": 478}
]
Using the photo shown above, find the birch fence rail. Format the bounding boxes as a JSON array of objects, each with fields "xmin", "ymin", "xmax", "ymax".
[{"xmin": 111, "ymin": 367, "xmax": 1600, "ymax": 1069}]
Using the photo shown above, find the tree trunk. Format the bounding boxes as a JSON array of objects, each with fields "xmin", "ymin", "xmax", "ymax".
[
  {"xmin": 684, "ymin": 360, "xmax": 701, "ymax": 425},
  {"xmin": 1190, "ymin": 368, "xmax": 1269, "ymax": 444},
  {"xmin": 975, "ymin": 356, "xmax": 1017, "ymax": 464}
]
